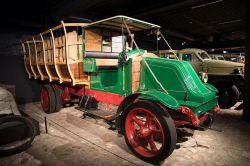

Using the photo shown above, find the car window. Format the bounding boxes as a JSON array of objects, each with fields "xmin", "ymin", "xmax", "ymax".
[
  {"xmin": 182, "ymin": 54, "xmax": 192, "ymax": 61},
  {"xmin": 199, "ymin": 52, "xmax": 211, "ymax": 60},
  {"xmin": 182, "ymin": 53, "xmax": 199, "ymax": 62}
]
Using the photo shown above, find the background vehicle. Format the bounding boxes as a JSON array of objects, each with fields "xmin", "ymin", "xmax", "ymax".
[
  {"xmin": 224, "ymin": 53, "xmax": 245, "ymax": 64},
  {"xmin": 155, "ymin": 49, "xmax": 244, "ymax": 109},
  {"xmin": 210, "ymin": 54, "xmax": 225, "ymax": 61},
  {"xmin": 21, "ymin": 16, "xmax": 219, "ymax": 162}
]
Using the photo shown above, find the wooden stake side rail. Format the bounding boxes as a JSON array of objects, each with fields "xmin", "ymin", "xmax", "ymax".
[
  {"xmin": 20, "ymin": 42, "xmax": 32, "ymax": 78},
  {"xmin": 21, "ymin": 21, "xmax": 90, "ymax": 86}
]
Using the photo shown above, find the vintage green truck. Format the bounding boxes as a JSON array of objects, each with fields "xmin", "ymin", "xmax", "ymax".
[
  {"xmin": 21, "ymin": 16, "xmax": 219, "ymax": 162},
  {"xmin": 155, "ymin": 48, "xmax": 244, "ymax": 108}
]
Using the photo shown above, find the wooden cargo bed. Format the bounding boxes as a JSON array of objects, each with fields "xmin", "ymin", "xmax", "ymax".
[{"xmin": 21, "ymin": 22, "xmax": 89, "ymax": 86}]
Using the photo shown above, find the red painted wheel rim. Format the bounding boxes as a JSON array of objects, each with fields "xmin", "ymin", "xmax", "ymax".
[
  {"xmin": 125, "ymin": 108, "xmax": 165, "ymax": 158},
  {"xmin": 40, "ymin": 88, "xmax": 49, "ymax": 112}
]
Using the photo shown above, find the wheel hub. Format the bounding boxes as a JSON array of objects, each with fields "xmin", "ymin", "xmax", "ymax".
[{"xmin": 139, "ymin": 127, "xmax": 151, "ymax": 138}]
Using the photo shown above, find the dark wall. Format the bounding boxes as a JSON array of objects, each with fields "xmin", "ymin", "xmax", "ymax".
[
  {"xmin": 243, "ymin": 1, "xmax": 250, "ymax": 121},
  {"xmin": 0, "ymin": 29, "xmax": 40, "ymax": 104}
]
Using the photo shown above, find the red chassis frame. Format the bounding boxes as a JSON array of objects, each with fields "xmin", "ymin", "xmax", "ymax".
[{"xmin": 55, "ymin": 85, "xmax": 220, "ymax": 127}]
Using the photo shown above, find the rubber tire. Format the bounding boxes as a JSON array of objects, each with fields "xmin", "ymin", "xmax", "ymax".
[
  {"xmin": 40, "ymin": 84, "xmax": 56, "ymax": 114},
  {"xmin": 218, "ymin": 85, "xmax": 240, "ymax": 109},
  {"xmin": 51, "ymin": 84, "xmax": 62, "ymax": 112},
  {"xmin": 123, "ymin": 101, "xmax": 177, "ymax": 162},
  {"xmin": 0, "ymin": 115, "xmax": 36, "ymax": 156}
]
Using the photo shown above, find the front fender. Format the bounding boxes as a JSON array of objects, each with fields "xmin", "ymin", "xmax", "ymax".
[
  {"xmin": 138, "ymin": 90, "xmax": 180, "ymax": 110},
  {"xmin": 204, "ymin": 83, "xmax": 218, "ymax": 93},
  {"xmin": 115, "ymin": 91, "xmax": 179, "ymax": 133}
]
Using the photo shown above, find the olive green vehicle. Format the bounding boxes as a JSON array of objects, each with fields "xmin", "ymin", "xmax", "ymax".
[
  {"xmin": 155, "ymin": 48, "xmax": 244, "ymax": 108},
  {"xmin": 21, "ymin": 16, "xmax": 219, "ymax": 162}
]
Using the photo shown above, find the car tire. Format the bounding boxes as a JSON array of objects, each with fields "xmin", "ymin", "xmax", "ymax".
[
  {"xmin": 218, "ymin": 84, "xmax": 240, "ymax": 109},
  {"xmin": 40, "ymin": 84, "xmax": 57, "ymax": 113},
  {"xmin": 0, "ymin": 115, "xmax": 36, "ymax": 156},
  {"xmin": 51, "ymin": 84, "xmax": 63, "ymax": 112}
]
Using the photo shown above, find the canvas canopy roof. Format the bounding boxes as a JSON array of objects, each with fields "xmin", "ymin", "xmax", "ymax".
[{"xmin": 84, "ymin": 15, "xmax": 161, "ymax": 32}]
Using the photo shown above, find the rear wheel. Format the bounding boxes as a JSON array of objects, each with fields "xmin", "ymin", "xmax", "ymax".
[
  {"xmin": 51, "ymin": 84, "xmax": 63, "ymax": 112},
  {"xmin": 40, "ymin": 85, "xmax": 56, "ymax": 113},
  {"xmin": 218, "ymin": 85, "xmax": 239, "ymax": 109},
  {"xmin": 123, "ymin": 101, "xmax": 176, "ymax": 162}
]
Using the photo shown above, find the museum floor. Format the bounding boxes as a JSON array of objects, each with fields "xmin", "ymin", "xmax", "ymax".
[{"xmin": 0, "ymin": 102, "xmax": 249, "ymax": 166}]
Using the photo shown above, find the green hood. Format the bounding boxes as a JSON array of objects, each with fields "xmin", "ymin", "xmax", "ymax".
[{"xmin": 139, "ymin": 57, "xmax": 218, "ymax": 115}]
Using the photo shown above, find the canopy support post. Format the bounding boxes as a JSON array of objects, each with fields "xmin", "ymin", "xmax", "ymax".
[{"xmin": 122, "ymin": 20, "xmax": 168, "ymax": 94}]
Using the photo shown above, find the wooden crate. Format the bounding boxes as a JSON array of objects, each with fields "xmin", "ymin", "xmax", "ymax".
[
  {"xmin": 85, "ymin": 29, "xmax": 102, "ymax": 51},
  {"xmin": 131, "ymin": 57, "xmax": 142, "ymax": 92}
]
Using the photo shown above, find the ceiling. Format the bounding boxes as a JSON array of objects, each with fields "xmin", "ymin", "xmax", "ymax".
[{"xmin": 0, "ymin": 0, "xmax": 247, "ymax": 53}]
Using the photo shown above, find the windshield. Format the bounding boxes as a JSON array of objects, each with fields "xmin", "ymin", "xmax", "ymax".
[{"xmin": 198, "ymin": 51, "xmax": 212, "ymax": 60}]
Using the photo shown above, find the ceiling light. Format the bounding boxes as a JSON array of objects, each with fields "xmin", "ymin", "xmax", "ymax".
[{"xmin": 191, "ymin": 0, "xmax": 224, "ymax": 9}]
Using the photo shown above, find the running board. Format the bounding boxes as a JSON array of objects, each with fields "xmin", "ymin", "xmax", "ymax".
[{"xmin": 75, "ymin": 107, "xmax": 116, "ymax": 122}]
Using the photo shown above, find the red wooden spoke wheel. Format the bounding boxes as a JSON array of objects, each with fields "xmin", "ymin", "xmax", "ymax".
[
  {"xmin": 40, "ymin": 88, "xmax": 49, "ymax": 112},
  {"xmin": 123, "ymin": 101, "xmax": 176, "ymax": 162},
  {"xmin": 40, "ymin": 85, "xmax": 57, "ymax": 114},
  {"xmin": 125, "ymin": 108, "xmax": 164, "ymax": 157}
]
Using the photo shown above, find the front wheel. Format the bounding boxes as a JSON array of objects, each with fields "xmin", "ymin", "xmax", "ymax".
[
  {"xmin": 123, "ymin": 101, "xmax": 176, "ymax": 162},
  {"xmin": 218, "ymin": 85, "xmax": 239, "ymax": 109}
]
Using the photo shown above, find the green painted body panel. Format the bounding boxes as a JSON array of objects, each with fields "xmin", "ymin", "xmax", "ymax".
[
  {"xmin": 90, "ymin": 70, "xmax": 121, "ymax": 94},
  {"xmin": 123, "ymin": 60, "xmax": 132, "ymax": 95},
  {"xmin": 138, "ymin": 90, "xmax": 180, "ymax": 110},
  {"xmin": 139, "ymin": 57, "xmax": 218, "ymax": 116},
  {"xmin": 82, "ymin": 48, "xmax": 217, "ymax": 116},
  {"xmin": 89, "ymin": 56, "xmax": 132, "ymax": 95},
  {"xmin": 83, "ymin": 58, "xmax": 96, "ymax": 72},
  {"xmin": 204, "ymin": 83, "xmax": 218, "ymax": 93}
]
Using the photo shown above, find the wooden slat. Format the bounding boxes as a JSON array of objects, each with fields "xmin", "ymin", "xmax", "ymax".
[
  {"xmin": 40, "ymin": 33, "xmax": 53, "ymax": 82},
  {"xmin": 61, "ymin": 78, "xmax": 72, "ymax": 82},
  {"xmin": 22, "ymin": 21, "xmax": 88, "ymax": 86},
  {"xmin": 62, "ymin": 21, "xmax": 76, "ymax": 85},
  {"xmin": 33, "ymin": 37, "xmax": 44, "ymax": 80},
  {"xmin": 64, "ymin": 23, "xmax": 88, "ymax": 27},
  {"xmin": 21, "ymin": 42, "xmax": 33, "ymax": 78},
  {"xmin": 132, "ymin": 57, "xmax": 142, "ymax": 92},
  {"xmin": 50, "ymin": 29, "xmax": 63, "ymax": 83},
  {"xmin": 27, "ymin": 42, "xmax": 38, "ymax": 79}
]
